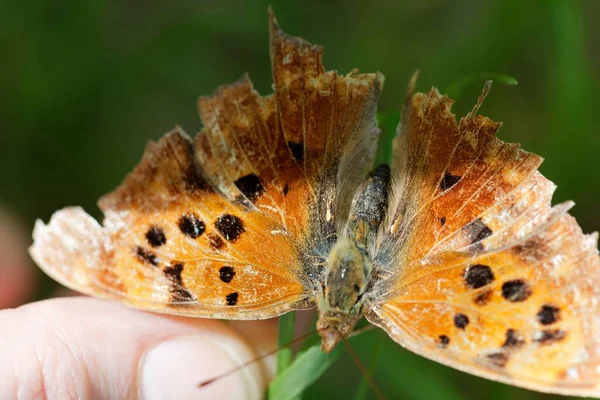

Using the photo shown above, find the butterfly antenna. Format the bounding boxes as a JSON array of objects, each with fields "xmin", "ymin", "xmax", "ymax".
[
  {"xmin": 468, "ymin": 80, "xmax": 492, "ymax": 117},
  {"xmin": 198, "ymin": 328, "xmax": 319, "ymax": 388},
  {"xmin": 342, "ymin": 337, "xmax": 386, "ymax": 400},
  {"xmin": 349, "ymin": 323, "xmax": 376, "ymax": 338}
]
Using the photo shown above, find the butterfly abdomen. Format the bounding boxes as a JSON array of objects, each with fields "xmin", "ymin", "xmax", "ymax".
[{"xmin": 318, "ymin": 236, "xmax": 368, "ymax": 351}]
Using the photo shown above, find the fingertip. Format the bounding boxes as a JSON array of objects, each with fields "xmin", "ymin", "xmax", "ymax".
[{"xmin": 139, "ymin": 332, "xmax": 265, "ymax": 400}]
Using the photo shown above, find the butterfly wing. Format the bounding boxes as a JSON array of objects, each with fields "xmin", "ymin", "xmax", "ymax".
[
  {"xmin": 30, "ymin": 13, "xmax": 383, "ymax": 319},
  {"xmin": 31, "ymin": 130, "xmax": 311, "ymax": 319},
  {"xmin": 368, "ymin": 81, "xmax": 600, "ymax": 395}
]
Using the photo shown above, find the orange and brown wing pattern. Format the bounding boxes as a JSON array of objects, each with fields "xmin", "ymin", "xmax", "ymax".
[
  {"xmin": 31, "ymin": 130, "xmax": 311, "ymax": 319},
  {"xmin": 368, "ymin": 82, "xmax": 600, "ymax": 396},
  {"xmin": 196, "ymin": 12, "xmax": 383, "ymax": 243},
  {"xmin": 30, "ymin": 13, "xmax": 383, "ymax": 319},
  {"xmin": 381, "ymin": 81, "xmax": 545, "ymax": 265}
]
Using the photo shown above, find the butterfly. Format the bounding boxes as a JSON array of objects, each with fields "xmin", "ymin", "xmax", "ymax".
[{"xmin": 29, "ymin": 10, "xmax": 600, "ymax": 398}]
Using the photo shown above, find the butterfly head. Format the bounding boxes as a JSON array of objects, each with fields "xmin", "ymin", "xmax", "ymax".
[
  {"xmin": 316, "ymin": 315, "xmax": 354, "ymax": 352},
  {"xmin": 317, "ymin": 236, "xmax": 369, "ymax": 352}
]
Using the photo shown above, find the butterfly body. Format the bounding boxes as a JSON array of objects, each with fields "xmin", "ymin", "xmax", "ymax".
[
  {"xmin": 317, "ymin": 164, "xmax": 392, "ymax": 351},
  {"xmin": 30, "ymin": 11, "xmax": 600, "ymax": 397}
]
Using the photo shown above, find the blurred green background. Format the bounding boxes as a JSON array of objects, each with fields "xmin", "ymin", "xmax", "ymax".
[{"xmin": 1, "ymin": 0, "xmax": 599, "ymax": 398}]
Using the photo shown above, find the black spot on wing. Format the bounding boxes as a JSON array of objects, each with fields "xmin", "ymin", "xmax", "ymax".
[
  {"xmin": 146, "ymin": 226, "xmax": 167, "ymax": 247},
  {"xmin": 135, "ymin": 246, "xmax": 158, "ymax": 266},
  {"xmin": 502, "ymin": 329, "xmax": 525, "ymax": 348},
  {"xmin": 219, "ymin": 266, "xmax": 236, "ymax": 283},
  {"xmin": 164, "ymin": 263, "xmax": 184, "ymax": 283},
  {"xmin": 463, "ymin": 218, "xmax": 493, "ymax": 244},
  {"xmin": 453, "ymin": 313, "xmax": 469, "ymax": 329},
  {"xmin": 178, "ymin": 214, "xmax": 205, "ymax": 239},
  {"xmin": 464, "ymin": 264, "xmax": 495, "ymax": 289},
  {"xmin": 283, "ymin": 183, "xmax": 290, "ymax": 196},
  {"xmin": 225, "ymin": 292, "xmax": 239, "ymax": 306},
  {"xmin": 164, "ymin": 263, "xmax": 194, "ymax": 302},
  {"xmin": 214, "ymin": 214, "xmax": 245, "ymax": 242},
  {"xmin": 501, "ymin": 280, "xmax": 532, "ymax": 302},
  {"xmin": 171, "ymin": 288, "xmax": 194, "ymax": 302},
  {"xmin": 287, "ymin": 141, "xmax": 304, "ymax": 162},
  {"xmin": 534, "ymin": 329, "xmax": 566, "ymax": 345},
  {"xmin": 440, "ymin": 171, "xmax": 461, "ymax": 191},
  {"xmin": 440, "ymin": 216, "xmax": 446, "ymax": 226},
  {"xmin": 208, "ymin": 234, "xmax": 224, "ymax": 250},
  {"xmin": 234, "ymin": 173, "xmax": 265, "ymax": 203},
  {"xmin": 437, "ymin": 335, "xmax": 450, "ymax": 348},
  {"xmin": 537, "ymin": 304, "xmax": 561, "ymax": 325}
]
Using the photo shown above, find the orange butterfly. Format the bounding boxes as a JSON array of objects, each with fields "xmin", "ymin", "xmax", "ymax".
[{"xmin": 30, "ymin": 11, "xmax": 600, "ymax": 397}]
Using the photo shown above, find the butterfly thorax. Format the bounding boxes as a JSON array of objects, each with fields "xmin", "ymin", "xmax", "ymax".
[{"xmin": 317, "ymin": 165, "xmax": 391, "ymax": 352}]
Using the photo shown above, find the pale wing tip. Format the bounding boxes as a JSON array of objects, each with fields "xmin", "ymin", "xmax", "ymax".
[
  {"xmin": 30, "ymin": 219, "xmax": 49, "ymax": 263},
  {"xmin": 377, "ymin": 70, "xmax": 386, "ymax": 87},
  {"xmin": 588, "ymin": 231, "xmax": 599, "ymax": 250},
  {"xmin": 29, "ymin": 207, "xmax": 104, "ymax": 293},
  {"xmin": 30, "ymin": 206, "xmax": 87, "ymax": 263},
  {"xmin": 31, "ymin": 218, "xmax": 46, "ymax": 245},
  {"xmin": 557, "ymin": 200, "xmax": 576, "ymax": 213},
  {"xmin": 29, "ymin": 219, "xmax": 46, "ymax": 268}
]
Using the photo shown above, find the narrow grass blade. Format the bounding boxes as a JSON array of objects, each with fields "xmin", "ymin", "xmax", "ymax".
[
  {"xmin": 276, "ymin": 311, "xmax": 296, "ymax": 373},
  {"xmin": 445, "ymin": 72, "xmax": 518, "ymax": 99},
  {"xmin": 268, "ymin": 343, "xmax": 344, "ymax": 400}
]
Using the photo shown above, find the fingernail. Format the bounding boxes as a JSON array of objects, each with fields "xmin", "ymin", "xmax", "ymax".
[{"xmin": 139, "ymin": 334, "xmax": 263, "ymax": 400}]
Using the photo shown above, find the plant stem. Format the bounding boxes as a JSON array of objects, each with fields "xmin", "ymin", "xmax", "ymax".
[{"xmin": 276, "ymin": 311, "xmax": 296, "ymax": 373}]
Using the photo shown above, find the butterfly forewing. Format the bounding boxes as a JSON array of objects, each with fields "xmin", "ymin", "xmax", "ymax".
[{"xmin": 30, "ymin": 13, "xmax": 383, "ymax": 320}]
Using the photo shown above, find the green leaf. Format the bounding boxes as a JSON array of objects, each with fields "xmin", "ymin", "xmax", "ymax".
[
  {"xmin": 268, "ymin": 343, "xmax": 345, "ymax": 400},
  {"xmin": 445, "ymin": 72, "xmax": 518, "ymax": 99}
]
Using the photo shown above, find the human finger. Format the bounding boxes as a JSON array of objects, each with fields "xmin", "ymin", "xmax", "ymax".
[{"xmin": 0, "ymin": 297, "xmax": 277, "ymax": 399}]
